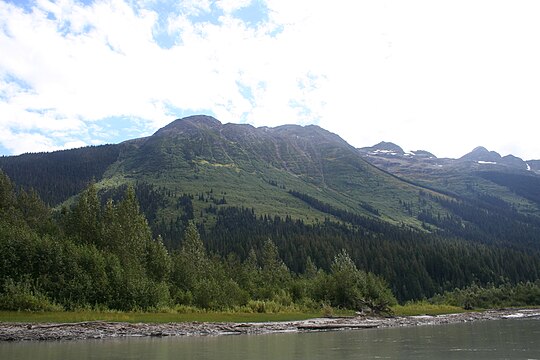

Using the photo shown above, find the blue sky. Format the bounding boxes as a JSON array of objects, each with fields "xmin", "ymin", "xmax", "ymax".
[{"xmin": 1, "ymin": 0, "xmax": 540, "ymax": 159}]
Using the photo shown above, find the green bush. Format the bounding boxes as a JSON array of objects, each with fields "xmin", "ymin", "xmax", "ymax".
[
  {"xmin": 0, "ymin": 279, "xmax": 63, "ymax": 312},
  {"xmin": 244, "ymin": 299, "xmax": 301, "ymax": 313},
  {"xmin": 430, "ymin": 281, "xmax": 540, "ymax": 309}
]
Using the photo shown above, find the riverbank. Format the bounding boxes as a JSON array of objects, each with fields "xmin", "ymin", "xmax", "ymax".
[{"xmin": 1, "ymin": 308, "xmax": 539, "ymax": 342}]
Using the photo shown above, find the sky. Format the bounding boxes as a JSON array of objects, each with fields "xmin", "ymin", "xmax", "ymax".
[{"xmin": 1, "ymin": 0, "xmax": 540, "ymax": 160}]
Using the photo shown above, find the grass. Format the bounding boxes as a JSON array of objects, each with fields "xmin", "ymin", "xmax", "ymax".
[
  {"xmin": 391, "ymin": 303, "xmax": 466, "ymax": 316},
  {"xmin": 0, "ymin": 310, "xmax": 323, "ymax": 324},
  {"xmin": 0, "ymin": 304, "xmax": 468, "ymax": 324}
]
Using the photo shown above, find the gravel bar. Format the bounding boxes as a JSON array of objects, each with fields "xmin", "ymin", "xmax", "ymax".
[{"xmin": 1, "ymin": 308, "xmax": 539, "ymax": 342}]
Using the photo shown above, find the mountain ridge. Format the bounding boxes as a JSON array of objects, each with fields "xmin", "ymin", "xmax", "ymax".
[
  {"xmin": 359, "ymin": 141, "xmax": 539, "ymax": 165},
  {"xmin": 1, "ymin": 117, "xmax": 539, "ymax": 216},
  {"xmin": 358, "ymin": 140, "xmax": 540, "ymax": 219},
  {"xmin": 111, "ymin": 116, "xmax": 444, "ymax": 229}
]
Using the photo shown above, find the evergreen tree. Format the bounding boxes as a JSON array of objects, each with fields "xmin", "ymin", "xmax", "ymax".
[
  {"xmin": 259, "ymin": 239, "xmax": 291, "ymax": 299},
  {"xmin": 112, "ymin": 185, "xmax": 151, "ymax": 268},
  {"xmin": 68, "ymin": 182, "xmax": 101, "ymax": 246},
  {"xmin": 171, "ymin": 221, "xmax": 210, "ymax": 303},
  {"xmin": 239, "ymin": 248, "xmax": 260, "ymax": 297},
  {"xmin": 0, "ymin": 170, "xmax": 21, "ymax": 225},
  {"xmin": 146, "ymin": 235, "xmax": 172, "ymax": 283},
  {"xmin": 17, "ymin": 188, "xmax": 53, "ymax": 235}
]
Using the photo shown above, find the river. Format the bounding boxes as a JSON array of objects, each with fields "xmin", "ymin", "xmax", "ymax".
[{"xmin": 1, "ymin": 318, "xmax": 539, "ymax": 359}]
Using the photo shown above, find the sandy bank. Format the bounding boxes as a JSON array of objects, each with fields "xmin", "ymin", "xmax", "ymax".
[{"xmin": 1, "ymin": 308, "xmax": 539, "ymax": 342}]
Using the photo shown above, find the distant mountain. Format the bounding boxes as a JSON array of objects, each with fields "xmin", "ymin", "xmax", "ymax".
[
  {"xmin": 361, "ymin": 143, "xmax": 538, "ymax": 172},
  {"xmin": 359, "ymin": 141, "xmax": 405, "ymax": 155},
  {"xmin": 410, "ymin": 150, "xmax": 437, "ymax": 158},
  {"xmin": 529, "ymin": 160, "xmax": 540, "ymax": 172},
  {"xmin": 501, "ymin": 155, "xmax": 528, "ymax": 170},
  {"xmin": 457, "ymin": 146, "xmax": 529, "ymax": 170},
  {"xmin": 459, "ymin": 146, "xmax": 502, "ymax": 163},
  {"xmin": 359, "ymin": 142, "xmax": 438, "ymax": 160},
  {"xmin": 358, "ymin": 142, "xmax": 540, "ymax": 210}
]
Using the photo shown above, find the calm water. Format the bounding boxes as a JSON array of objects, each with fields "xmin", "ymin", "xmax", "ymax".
[{"xmin": 1, "ymin": 318, "xmax": 539, "ymax": 360}]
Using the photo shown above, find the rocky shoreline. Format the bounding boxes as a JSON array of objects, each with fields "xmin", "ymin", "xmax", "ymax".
[{"xmin": 1, "ymin": 308, "xmax": 539, "ymax": 342}]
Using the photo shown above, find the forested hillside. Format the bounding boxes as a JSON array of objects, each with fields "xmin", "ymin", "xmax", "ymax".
[
  {"xmin": 0, "ymin": 171, "xmax": 397, "ymax": 312},
  {"xmin": 0, "ymin": 145, "xmax": 121, "ymax": 206}
]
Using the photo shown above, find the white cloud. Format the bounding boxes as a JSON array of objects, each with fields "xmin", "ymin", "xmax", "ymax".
[
  {"xmin": 178, "ymin": 0, "xmax": 213, "ymax": 16},
  {"xmin": 308, "ymin": 1, "xmax": 540, "ymax": 159},
  {"xmin": 1, "ymin": 0, "xmax": 540, "ymax": 159},
  {"xmin": 217, "ymin": 0, "xmax": 252, "ymax": 14},
  {"xmin": 0, "ymin": 126, "xmax": 87, "ymax": 154}
]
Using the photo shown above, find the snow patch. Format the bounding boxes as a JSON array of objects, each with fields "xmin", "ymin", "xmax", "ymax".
[
  {"xmin": 371, "ymin": 150, "xmax": 399, "ymax": 156},
  {"xmin": 478, "ymin": 161, "xmax": 497, "ymax": 165},
  {"xmin": 527, "ymin": 163, "xmax": 531, "ymax": 171}
]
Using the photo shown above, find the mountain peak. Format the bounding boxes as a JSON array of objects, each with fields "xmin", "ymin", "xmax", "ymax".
[
  {"xmin": 154, "ymin": 115, "xmax": 222, "ymax": 136},
  {"xmin": 460, "ymin": 146, "xmax": 502, "ymax": 163},
  {"xmin": 501, "ymin": 154, "xmax": 528, "ymax": 170},
  {"xmin": 375, "ymin": 141, "xmax": 404, "ymax": 153},
  {"xmin": 359, "ymin": 141, "xmax": 405, "ymax": 155},
  {"xmin": 472, "ymin": 146, "xmax": 489, "ymax": 152},
  {"xmin": 411, "ymin": 150, "xmax": 437, "ymax": 158}
]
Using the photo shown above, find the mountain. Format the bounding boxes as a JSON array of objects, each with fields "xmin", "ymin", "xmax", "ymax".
[
  {"xmin": 1, "ymin": 116, "xmax": 448, "ymax": 226},
  {"xmin": 360, "ymin": 141, "xmax": 540, "ymax": 204},
  {"xmin": 358, "ymin": 141, "xmax": 405, "ymax": 156},
  {"xmin": 94, "ymin": 115, "xmax": 472, "ymax": 232},
  {"xmin": 359, "ymin": 142, "xmax": 437, "ymax": 159},
  {"xmin": 410, "ymin": 150, "xmax": 437, "ymax": 158},
  {"xmin": 458, "ymin": 146, "xmax": 529, "ymax": 170},
  {"xmin": 2, "ymin": 115, "xmax": 540, "ymax": 301},
  {"xmin": 530, "ymin": 160, "xmax": 540, "ymax": 172},
  {"xmin": 459, "ymin": 146, "xmax": 502, "ymax": 163}
]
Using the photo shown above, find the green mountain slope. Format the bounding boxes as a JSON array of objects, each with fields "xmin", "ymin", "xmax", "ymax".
[{"xmin": 104, "ymin": 115, "xmax": 448, "ymax": 228}]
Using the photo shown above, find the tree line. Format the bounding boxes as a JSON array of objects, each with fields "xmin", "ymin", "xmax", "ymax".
[{"xmin": 122, "ymin": 184, "xmax": 540, "ymax": 302}]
